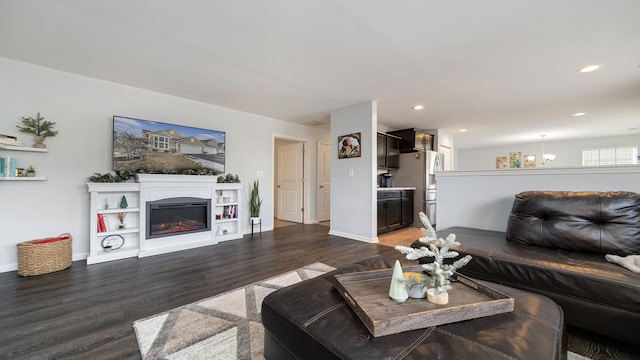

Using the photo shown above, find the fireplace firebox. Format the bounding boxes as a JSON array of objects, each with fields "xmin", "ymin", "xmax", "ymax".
[{"xmin": 146, "ymin": 197, "xmax": 211, "ymax": 239}]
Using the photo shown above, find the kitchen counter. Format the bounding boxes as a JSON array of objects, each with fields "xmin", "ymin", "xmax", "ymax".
[{"xmin": 377, "ymin": 187, "xmax": 417, "ymax": 191}]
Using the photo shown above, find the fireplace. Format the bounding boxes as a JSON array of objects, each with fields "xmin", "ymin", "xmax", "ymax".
[{"xmin": 146, "ymin": 197, "xmax": 211, "ymax": 239}]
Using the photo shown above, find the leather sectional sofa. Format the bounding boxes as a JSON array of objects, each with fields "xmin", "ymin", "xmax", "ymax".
[{"xmin": 418, "ymin": 191, "xmax": 640, "ymax": 345}]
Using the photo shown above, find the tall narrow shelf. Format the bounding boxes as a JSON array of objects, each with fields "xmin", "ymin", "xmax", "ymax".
[
  {"xmin": 0, "ymin": 144, "xmax": 48, "ymax": 181},
  {"xmin": 213, "ymin": 183, "xmax": 243, "ymax": 242},
  {"xmin": 87, "ymin": 182, "xmax": 141, "ymax": 264}
]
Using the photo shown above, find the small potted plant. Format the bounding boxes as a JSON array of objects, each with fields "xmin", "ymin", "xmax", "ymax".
[
  {"xmin": 16, "ymin": 113, "xmax": 58, "ymax": 149},
  {"xmin": 26, "ymin": 165, "xmax": 36, "ymax": 177},
  {"xmin": 250, "ymin": 180, "xmax": 262, "ymax": 224},
  {"xmin": 395, "ymin": 212, "xmax": 472, "ymax": 305}
]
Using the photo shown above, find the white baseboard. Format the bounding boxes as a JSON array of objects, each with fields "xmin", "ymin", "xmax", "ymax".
[{"xmin": 328, "ymin": 229, "xmax": 378, "ymax": 243}]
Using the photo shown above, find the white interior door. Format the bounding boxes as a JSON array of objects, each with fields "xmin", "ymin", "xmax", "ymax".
[
  {"xmin": 277, "ymin": 142, "xmax": 304, "ymax": 222},
  {"xmin": 317, "ymin": 142, "xmax": 331, "ymax": 222}
]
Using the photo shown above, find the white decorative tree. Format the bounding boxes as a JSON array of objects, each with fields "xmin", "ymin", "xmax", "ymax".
[{"xmin": 395, "ymin": 212, "xmax": 472, "ymax": 304}]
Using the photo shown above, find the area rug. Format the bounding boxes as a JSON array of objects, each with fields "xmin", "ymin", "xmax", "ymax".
[{"xmin": 133, "ymin": 262, "xmax": 336, "ymax": 360}]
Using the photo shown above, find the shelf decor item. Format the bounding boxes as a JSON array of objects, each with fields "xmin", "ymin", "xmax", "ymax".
[
  {"xmin": 395, "ymin": 211, "xmax": 472, "ymax": 305},
  {"xmin": 16, "ymin": 112, "xmax": 58, "ymax": 149},
  {"xmin": 217, "ymin": 173, "xmax": 240, "ymax": 183},
  {"xmin": 250, "ymin": 179, "xmax": 262, "ymax": 221},
  {"xmin": 17, "ymin": 233, "xmax": 72, "ymax": 276},
  {"xmin": 26, "ymin": 165, "xmax": 35, "ymax": 177},
  {"xmin": 102, "ymin": 234, "xmax": 124, "ymax": 250},
  {"xmin": 118, "ymin": 195, "xmax": 128, "ymax": 229}
]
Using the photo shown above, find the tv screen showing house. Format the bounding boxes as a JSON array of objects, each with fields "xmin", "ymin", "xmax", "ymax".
[{"xmin": 113, "ymin": 115, "xmax": 225, "ymax": 174}]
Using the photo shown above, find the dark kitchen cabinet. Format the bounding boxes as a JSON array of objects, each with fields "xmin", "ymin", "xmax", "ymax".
[
  {"xmin": 378, "ymin": 190, "xmax": 414, "ymax": 235},
  {"xmin": 401, "ymin": 190, "xmax": 414, "ymax": 226},
  {"xmin": 377, "ymin": 133, "xmax": 400, "ymax": 169}
]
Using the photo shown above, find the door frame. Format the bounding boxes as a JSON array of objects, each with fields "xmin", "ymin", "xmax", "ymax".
[{"xmin": 273, "ymin": 135, "xmax": 311, "ymax": 224}]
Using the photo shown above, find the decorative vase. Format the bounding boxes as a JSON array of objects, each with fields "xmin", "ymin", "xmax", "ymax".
[
  {"xmin": 389, "ymin": 260, "xmax": 409, "ymax": 303},
  {"xmin": 403, "ymin": 271, "xmax": 428, "ymax": 299},
  {"xmin": 407, "ymin": 285, "xmax": 427, "ymax": 299},
  {"xmin": 26, "ymin": 172, "xmax": 35, "ymax": 177},
  {"xmin": 33, "ymin": 136, "xmax": 46, "ymax": 149},
  {"xmin": 427, "ymin": 288, "xmax": 449, "ymax": 305},
  {"xmin": 250, "ymin": 216, "xmax": 261, "ymax": 224}
]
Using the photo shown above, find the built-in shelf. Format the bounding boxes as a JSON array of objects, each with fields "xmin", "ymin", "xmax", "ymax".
[
  {"xmin": 87, "ymin": 182, "xmax": 141, "ymax": 265},
  {"xmin": 96, "ymin": 228, "xmax": 141, "ymax": 236},
  {"xmin": 98, "ymin": 208, "xmax": 141, "ymax": 214},
  {"xmin": 87, "ymin": 176, "xmax": 244, "ymax": 264}
]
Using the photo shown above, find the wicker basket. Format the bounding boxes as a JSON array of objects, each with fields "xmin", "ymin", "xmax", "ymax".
[{"xmin": 17, "ymin": 233, "xmax": 72, "ymax": 276}]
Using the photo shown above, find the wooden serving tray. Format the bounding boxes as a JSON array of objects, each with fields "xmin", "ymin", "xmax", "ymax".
[{"xmin": 334, "ymin": 265, "xmax": 514, "ymax": 337}]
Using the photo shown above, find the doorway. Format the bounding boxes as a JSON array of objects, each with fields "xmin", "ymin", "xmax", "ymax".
[
  {"xmin": 274, "ymin": 138, "xmax": 305, "ymax": 226},
  {"xmin": 317, "ymin": 141, "xmax": 331, "ymax": 225}
]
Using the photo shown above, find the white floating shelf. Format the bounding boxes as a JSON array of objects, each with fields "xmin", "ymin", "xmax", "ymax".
[
  {"xmin": 0, "ymin": 176, "xmax": 47, "ymax": 181},
  {"xmin": 0, "ymin": 144, "xmax": 48, "ymax": 152}
]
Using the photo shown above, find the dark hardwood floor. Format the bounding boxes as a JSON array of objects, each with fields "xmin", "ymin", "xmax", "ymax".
[
  {"xmin": 0, "ymin": 224, "xmax": 398, "ymax": 360},
  {"xmin": 1, "ymin": 224, "xmax": 638, "ymax": 359}
]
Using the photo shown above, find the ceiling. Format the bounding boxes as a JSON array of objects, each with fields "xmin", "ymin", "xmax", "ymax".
[{"xmin": 1, "ymin": 1, "xmax": 639, "ymax": 149}]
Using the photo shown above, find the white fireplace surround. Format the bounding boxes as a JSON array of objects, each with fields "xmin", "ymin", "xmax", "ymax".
[{"xmin": 137, "ymin": 174, "xmax": 242, "ymax": 258}]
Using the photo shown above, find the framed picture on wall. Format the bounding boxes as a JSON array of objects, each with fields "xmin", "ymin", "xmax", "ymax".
[
  {"xmin": 509, "ymin": 152, "xmax": 522, "ymax": 168},
  {"xmin": 496, "ymin": 156, "xmax": 507, "ymax": 169},
  {"xmin": 524, "ymin": 155, "xmax": 537, "ymax": 168},
  {"xmin": 338, "ymin": 133, "xmax": 361, "ymax": 159}
]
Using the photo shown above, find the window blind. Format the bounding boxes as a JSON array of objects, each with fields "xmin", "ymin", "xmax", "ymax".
[{"xmin": 582, "ymin": 146, "xmax": 638, "ymax": 166}]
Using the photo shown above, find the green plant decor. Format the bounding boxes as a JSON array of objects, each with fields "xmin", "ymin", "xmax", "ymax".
[
  {"xmin": 27, "ymin": 165, "xmax": 35, "ymax": 173},
  {"xmin": 16, "ymin": 113, "xmax": 58, "ymax": 138},
  {"xmin": 217, "ymin": 173, "xmax": 241, "ymax": 183},
  {"xmin": 250, "ymin": 180, "xmax": 263, "ymax": 218},
  {"xmin": 395, "ymin": 211, "xmax": 472, "ymax": 296}
]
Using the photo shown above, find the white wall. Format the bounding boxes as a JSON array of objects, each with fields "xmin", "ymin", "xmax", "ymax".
[
  {"xmin": 0, "ymin": 57, "xmax": 329, "ymax": 272},
  {"xmin": 329, "ymin": 101, "xmax": 377, "ymax": 242},
  {"xmin": 457, "ymin": 134, "xmax": 640, "ymax": 170},
  {"xmin": 437, "ymin": 166, "xmax": 640, "ymax": 232}
]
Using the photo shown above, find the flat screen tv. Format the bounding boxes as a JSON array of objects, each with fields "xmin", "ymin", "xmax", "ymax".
[{"xmin": 113, "ymin": 115, "xmax": 225, "ymax": 175}]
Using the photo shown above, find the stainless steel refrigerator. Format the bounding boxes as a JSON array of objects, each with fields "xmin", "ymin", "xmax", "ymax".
[{"xmin": 394, "ymin": 149, "xmax": 443, "ymax": 228}]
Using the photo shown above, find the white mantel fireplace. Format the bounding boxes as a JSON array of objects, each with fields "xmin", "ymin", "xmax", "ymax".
[{"xmin": 137, "ymin": 174, "xmax": 242, "ymax": 258}]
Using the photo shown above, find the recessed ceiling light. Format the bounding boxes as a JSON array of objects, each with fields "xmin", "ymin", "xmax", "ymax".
[
  {"xmin": 459, "ymin": 129, "xmax": 467, "ymax": 133},
  {"xmin": 412, "ymin": 105, "xmax": 424, "ymax": 110},
  {"xmin": 578, "ymin": 65, "xmax": 600, "ymax": 73},
  {"xmin": 573, "ymin": 112, "xmax": 586, "ymax": 117}
]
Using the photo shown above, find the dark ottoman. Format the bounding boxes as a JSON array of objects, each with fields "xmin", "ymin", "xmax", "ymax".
[{"xmin": 262, "ymin": 255, "xmax": 567, "ymax": 360}]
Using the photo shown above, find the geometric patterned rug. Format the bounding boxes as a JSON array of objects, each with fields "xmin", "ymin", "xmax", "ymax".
[{"xmin": 133, "ymin": 262, "xmax": 336, "ymax": 360}]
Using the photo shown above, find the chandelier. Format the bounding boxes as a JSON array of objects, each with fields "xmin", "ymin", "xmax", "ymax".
[{"xmin": 540, "ymin": 135, "xmax": 556, "ymax": 165}]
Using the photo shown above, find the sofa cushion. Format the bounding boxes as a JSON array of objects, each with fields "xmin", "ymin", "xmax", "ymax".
[{"xmin": 506, "ymin": 191, "xmax": 640, "ymax": 256}]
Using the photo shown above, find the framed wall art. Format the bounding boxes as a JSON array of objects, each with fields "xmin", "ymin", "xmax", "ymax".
[
  {"xmin": 496, "ymin": 156, "xmax": 507, "ymax": 169},
  {"xmin": 338, "ymin": 133, "xmax": 361, "ymax": 159},
  {"xmin": 509, "ymin": 152, "xmax": 522, "ymax": 168},
  {"xmin": 524, "ymin": 155, "xmax": 537, "ymax": 168}
]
